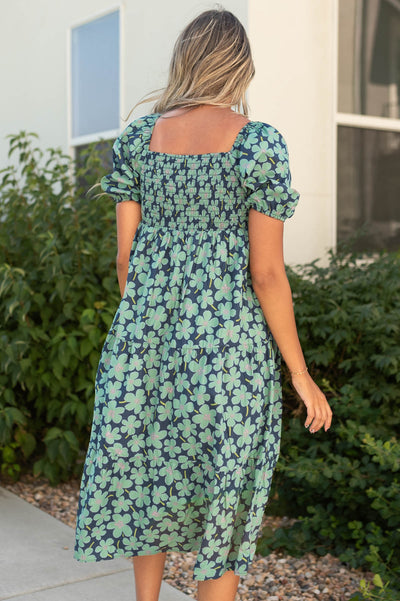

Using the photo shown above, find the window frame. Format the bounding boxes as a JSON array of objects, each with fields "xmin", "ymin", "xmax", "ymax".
[
  {"xmin": 335, "ymin": 0, "xmax": 400, "ymax": 248},
  {"xmin": 66, "ymin": 4, "xmax": 124, "ymax": 159}
]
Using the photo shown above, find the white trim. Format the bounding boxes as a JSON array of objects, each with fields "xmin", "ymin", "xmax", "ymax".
[
  {"xmin": 67, "ymin": 24, "xmax": 72, "ymax": 152},
  {"xmin": 332, "ymin": 0, "xmax": 339, "ymax": 252},
  {"xmin": 66, "ymin": 24, "xmax": 74, "ymax": 168},
  {"xmin": 69, "ymin": 5, "xmax": 121, "ymax": 30},
  {"xmin": 70, "ymin": 129, "xmax": 120, "ymax": 147},
  {"xmin": 119, "ymin": 4, "xmax": 125, "ymax": 130},
  {"xmin": 336, "ymin": 112, "xmax": 400, "ymax": 132}
]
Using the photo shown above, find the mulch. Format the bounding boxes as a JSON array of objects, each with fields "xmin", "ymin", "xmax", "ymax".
[{"xmin": 1, "ymin": 473, "xmax": 374, "ymax": 600}]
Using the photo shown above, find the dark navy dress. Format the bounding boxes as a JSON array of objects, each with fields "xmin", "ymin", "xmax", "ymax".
[{"xmin": 73, "ymin": 113, "xmax": 300, "ymax": 581}]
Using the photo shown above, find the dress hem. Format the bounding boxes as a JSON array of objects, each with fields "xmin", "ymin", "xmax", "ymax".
[{"xmin": 73, "ymin": 545, "xmax": 253, "ymax": 581}]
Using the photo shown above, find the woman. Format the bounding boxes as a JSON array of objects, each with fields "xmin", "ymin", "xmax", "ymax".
[{"xmin": 74, "ymin": 7, "xmax": 332, "ymax": 601}]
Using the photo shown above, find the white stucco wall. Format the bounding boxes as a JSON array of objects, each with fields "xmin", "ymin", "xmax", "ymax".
[
  {"xmin": 0, "ymin": 0, "xmax": 247, "ymax": 165},
  {"xmin": 123, "ymin": 1, "xmax": 248, "ymax": 124},
  {"xmin": 248, "ymin": 0, "xmax": 337, "ymax": 264}
]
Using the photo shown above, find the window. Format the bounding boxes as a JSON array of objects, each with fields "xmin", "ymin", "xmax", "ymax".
[
  {"xmin": 337, "ymin": 0, "xmax": 400, "ymax": 251},
  {"xmin": 69, "ymin": 8, "xmax": 120, "ymax": 175}
]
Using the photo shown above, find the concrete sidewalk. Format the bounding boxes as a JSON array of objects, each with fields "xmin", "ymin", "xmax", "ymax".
[{"xmin": 0, "ymin": 486, "xmax": 193, "ymax": 600}]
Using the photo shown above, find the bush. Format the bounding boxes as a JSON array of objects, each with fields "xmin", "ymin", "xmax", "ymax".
[
  {"xmin": 257, "ymin": 249, "xmax": 400, "ymax": 592},
  {"xmin": 0, "ymin": 131, "xmax": 119, "ymax": 484}
]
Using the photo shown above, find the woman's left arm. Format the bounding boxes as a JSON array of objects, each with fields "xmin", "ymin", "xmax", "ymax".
[{"xmin": 115, "ymin": 201, "xmax": 142, "ymax": 297}]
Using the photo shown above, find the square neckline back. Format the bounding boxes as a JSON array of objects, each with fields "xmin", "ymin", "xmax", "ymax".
[{"xmin": 145, "ymin": 112, "xmax": 253, "ymax": 159}]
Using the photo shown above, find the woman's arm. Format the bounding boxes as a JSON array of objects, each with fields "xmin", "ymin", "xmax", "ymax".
[
  {"xmin": 248, "ymin": 208, "xmax": 332, "ymax": 434},
  {"xmin": 115, "ymin": 201, "xmax": 142, "ymax": 297}
]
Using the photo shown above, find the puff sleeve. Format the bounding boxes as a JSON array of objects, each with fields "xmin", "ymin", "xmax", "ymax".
[
  {"xmin": 240, "ymin": 123, "xmax": 300, "ymax": 221},
  {"xmin": 100, "ymin": 123, "xmax": 142, "ymax": 204}
]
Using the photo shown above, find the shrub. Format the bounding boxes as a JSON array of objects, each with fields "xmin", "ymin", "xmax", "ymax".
[
  {"xmin": 0, "ymin": 131, "xmax": 119, "ymax": 484},
  {"xmin": 257, "ymin": 249, "xmax": 400, "ymax": 591}
]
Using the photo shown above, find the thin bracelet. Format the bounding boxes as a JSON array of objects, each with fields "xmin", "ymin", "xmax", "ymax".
[{"xmin": 290, "ymin": 366, "xmax": 308, "ymax": 376}]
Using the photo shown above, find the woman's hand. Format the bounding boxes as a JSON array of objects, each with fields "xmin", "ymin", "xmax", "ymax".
[{"xmin": 290, "ymin": 373, "xmax": 333, "ymax": 433}]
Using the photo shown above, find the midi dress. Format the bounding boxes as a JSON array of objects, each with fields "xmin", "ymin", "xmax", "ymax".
[{"xmin": 73, "ymin": 112, "xmax": 300, "ymax": 581}]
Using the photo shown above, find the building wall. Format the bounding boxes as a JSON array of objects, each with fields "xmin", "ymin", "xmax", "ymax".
[
  {"xmin": 0, "ymin": 0, "xmax": 336, "ymax": 265},
  {"xmin": 121, "ymin": 0, "xmax": 248, "ymax": 122},
  {"xmin": 248, "ymin": 0, "xmax": 337, "ymax": 264},
  {"xmin": 0, "ymin": 0, "xmax": 246, "ymax": 163}
]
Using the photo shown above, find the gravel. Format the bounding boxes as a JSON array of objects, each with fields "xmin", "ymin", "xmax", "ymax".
[{"xmin": 1, "ymin": 473, "xmax": 373, "ymax": 600}]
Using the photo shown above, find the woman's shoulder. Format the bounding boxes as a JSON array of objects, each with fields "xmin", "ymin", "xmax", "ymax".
[
  {"xmin": 237, "ymin": 120, "xmax": 300, "ymax": 218},
  {"xmin": 236, "ymin": 119, "xmax": 292, "ymax": 175},
  {"xmin": 116, "ymin": 113, "xmax": 158, "ymax": 143},
  {"xmin": 241, "ymin": 119, "xmax": 289, "ymax": 150}
]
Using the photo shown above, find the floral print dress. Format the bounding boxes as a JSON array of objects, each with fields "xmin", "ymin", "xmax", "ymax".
[{"xmin": 73, "ymin": 113, "xmax": 300, "ymax": 581}]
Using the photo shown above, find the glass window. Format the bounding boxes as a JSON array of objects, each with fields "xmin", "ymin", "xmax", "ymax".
[
  {"xmin": 339, "ymin": 0, "xmax": 400, "ymax": 119},
  {"xmin": 337, "ymin": 125, "xmax": 400, "ymax": 251},
  {"xmin": 71, "ymin": 11, "xmax": 119, "ymax": 138}
]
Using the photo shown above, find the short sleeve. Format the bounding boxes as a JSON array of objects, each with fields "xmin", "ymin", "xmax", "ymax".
[
  {"xmin": 239, "ymin": 122, "xmax": 300, "ymax": 221},
  {"xmin": 100, "ymin": 123, "xmax": 142, "ymax": 204}
]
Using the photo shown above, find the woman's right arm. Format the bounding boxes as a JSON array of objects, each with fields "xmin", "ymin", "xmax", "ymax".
[{"xmin": 248, "ymin": 208, "xmax": 332, "ymax": 434}]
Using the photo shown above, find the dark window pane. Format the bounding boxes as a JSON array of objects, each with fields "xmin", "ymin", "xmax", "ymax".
[{"xmin": 337, "ymin": 125, "xmax": 400, "ymax": 251}]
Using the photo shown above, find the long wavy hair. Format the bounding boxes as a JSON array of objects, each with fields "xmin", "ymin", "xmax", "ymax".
[{"xmin": 125, "ymin": 7, "xmax": 255, "ymax": 121}]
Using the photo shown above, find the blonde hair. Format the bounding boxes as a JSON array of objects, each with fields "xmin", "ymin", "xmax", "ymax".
[{"xmin": 125, "ymin": 7, "xmax": 255, "ymax": 121}]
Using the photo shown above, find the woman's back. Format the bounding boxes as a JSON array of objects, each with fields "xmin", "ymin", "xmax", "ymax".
[{"xmin": 148, "ymin": 105, "xmax": 249, "ymax": 156}]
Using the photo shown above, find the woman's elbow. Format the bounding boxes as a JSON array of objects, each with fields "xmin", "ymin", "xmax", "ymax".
[
  {"xmin": 116, "ymin": 253, "xmax": 129, "ymax": 268},
  {"xmin": 250, "ymin": 267, "xmax": 287, "ymax": 289}
]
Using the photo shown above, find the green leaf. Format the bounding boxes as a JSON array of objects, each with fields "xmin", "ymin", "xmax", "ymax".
[
  {"xmin": 63, "ymin": 430, "xmax": 79, "ymax": 450},
  {"xmin": 372, "ymin": 574, "xmax": 384, "ymax": 588},
  {"xmin": 15, "ymin": 430, "xmax": 36, "ymax": 458},
  {"xmin": 43, "ymin": 427, "xmax": 62, "ymax": 442},
  {"xmin": 2, "ymin": 446, "xmax": 16, "ymax": 463},
  {"xmin": 80, "ymin": 338, "xmax": 93, "ymax": 358},
  {"xmin": 3, "ymin": 407, "xmax": 26, "ymax": 428},
  {"xmin": 33, "ymin": 458, "xmax": 45, "ymax": 477}
]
